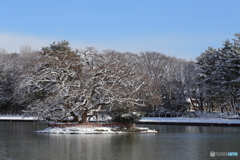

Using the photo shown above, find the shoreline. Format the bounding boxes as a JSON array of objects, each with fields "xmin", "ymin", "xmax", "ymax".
[
  {"xmin": 0, "ymin": 115, "xmax": 38, "ymax": 122},
  {"xmin": 137, "ymin": 117, "xmax": 240, "ymax": 127},
  {"xmin": 137, "ymin": 121, "xmax": 240, "ymax": 127},
  {"xmin": 1, "ymin": 116, "xmax": 240, "ymax": 126}
]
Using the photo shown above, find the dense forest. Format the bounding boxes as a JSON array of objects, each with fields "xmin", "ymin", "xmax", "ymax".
[{"xmin": 1, "ymin": 33, "xmax": 240, "ymax": 122}]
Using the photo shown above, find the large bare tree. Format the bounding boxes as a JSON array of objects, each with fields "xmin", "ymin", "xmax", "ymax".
[{"xmin": 18, "ymin": 42, "xmax": 146, "ymax": 123}]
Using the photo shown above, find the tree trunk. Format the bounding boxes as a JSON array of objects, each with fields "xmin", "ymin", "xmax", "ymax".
[
  {"xmin": 81, "ymin": 110, "xmax": 88, "ymax": 123},
  {"xmin": 199, "ymin": 97, "xmax": 204, "ymax": 113},
  {"xmin": 189, "ymin": 98, "xmax": 196, "ymax": 111},
  {"xmin": 70, "ymin": 111, "xmax": 79, "ymax": 122}
]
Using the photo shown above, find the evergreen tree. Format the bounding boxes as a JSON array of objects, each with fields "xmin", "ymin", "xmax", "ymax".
[{"xmin": 196, "ymin": 33, "xmax": 240, "ymax": 114}]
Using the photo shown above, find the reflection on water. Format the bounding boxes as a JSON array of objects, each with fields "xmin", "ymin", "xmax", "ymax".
[{"xmin": 0, "ymin": 122, "xmax": 240, "ymax": 160}]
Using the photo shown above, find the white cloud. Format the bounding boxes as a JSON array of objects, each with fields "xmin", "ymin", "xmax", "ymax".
[
  {"xmin": 0, "ymin": 33, "xmax": 54, "ymax": 53},
  {"xmin": 0, "ymin": 33, "xmax": 94, "ymax": 54},
  {"xmin": 0, "ymin": 32, "xmax": 233, "ymax": 60}
]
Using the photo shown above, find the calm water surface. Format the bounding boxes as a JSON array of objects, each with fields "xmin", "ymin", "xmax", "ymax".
[{"xmin": 0, "ymin": 122, "xmax": 240, "ymax": 160}]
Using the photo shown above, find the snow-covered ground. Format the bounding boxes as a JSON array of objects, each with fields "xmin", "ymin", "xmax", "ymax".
[
  {"xmin": 0, "ymin": 115, "xmax": 108, "ymax": 121},
  {"xmin": 0, "ymin": 115, "xmax": 38, "ymax": 121},
  {"xmin": 1, "ymin": 112, "xmax": 240, "ymax": 124},
  {"xmin": 1, "ymin": 113, "xmax": 240, "ymax": 134},
  {"xmin": 140, "ymin": 117, "xmax": 240, "ymax": 124},
  {"xmin": 140, "ymin": 111, "xmax": 240, "ymax": 124},
  {"xmin": 1, "ymin": 111, "xmax": 240, "ymax": 125},
  {"xmin": 36, "ymin": 126, "xmax": 158, "ymax": 134},
  {"xmin": 193, "ymin": 111, "xmax": 240, "ymax": 119}
]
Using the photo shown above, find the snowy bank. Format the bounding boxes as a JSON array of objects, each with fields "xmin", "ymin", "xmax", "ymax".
[
  {"xmin": 0, "ymin": 115, "xmax": 38, "ymax": 121},
  {"xmin": 139, "ymin": 117, "xmax": 240, "ymax": 126},
  {"xmin": 2, "ymin": 114, "xmax": 240, "ymax": 126},
  {"xmin": 35, "ymin": 126, "xmax": 158, "ymax": 134}
]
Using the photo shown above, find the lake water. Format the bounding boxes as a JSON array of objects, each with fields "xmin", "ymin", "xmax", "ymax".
[{"xmin": 0, "ymin": 122, "xmax": 240, "ymax": 160}]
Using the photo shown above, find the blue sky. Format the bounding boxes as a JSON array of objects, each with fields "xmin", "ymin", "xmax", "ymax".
[{"xmin": 0, "ymin": 0, "xmax": 240, "ymax": 60}]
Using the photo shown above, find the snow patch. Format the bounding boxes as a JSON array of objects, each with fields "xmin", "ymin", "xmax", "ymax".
[
  {"xmin": 35, "ymin": 126, "xmax": 158, "ymax": 134},
  {"xmin": 0, "ymin": 115, "xmax": 38, "ymax": 120},
  {"xmin": 140, "ymin": 117, "xmax": 240, "ymax": 124}
]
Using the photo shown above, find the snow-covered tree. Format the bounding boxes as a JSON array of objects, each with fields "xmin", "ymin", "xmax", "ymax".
[
  {"xmin": 0, "ymin": 69, "xmax": 11, "ymax": 111},
  {"xmin": 137, "ymin": 52, "xmax": 170, "ymax": 110},
  {"xmin": 196, "ymin": 47, "xmax": 222, "ymax": 112},
  {"xmin": 159, "ymin": 58, "xmax": 194, "ymax": 113},
  {"xmin": 137, "ymin": 51, "xmax": 195, "ymax": 114},
  {"xmin": 19, "ymin": 41, "xmax": 146, "ymax": 123},
  {"xmin": 196, "ymin": 33, "xmax": 240, "ymax": 114},
  {"xmin": 0, "ymin": 52, "xmax": 24, "ymax": 113}
]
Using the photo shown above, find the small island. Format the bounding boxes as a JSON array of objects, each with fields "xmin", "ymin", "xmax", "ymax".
[
  {"xmin": 35, "ymin": 107, "xmax": 158, "ymax": 134},
  {"xmin": 36, "ymin": 122, "xmax": 158, "ymax": 134}
]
